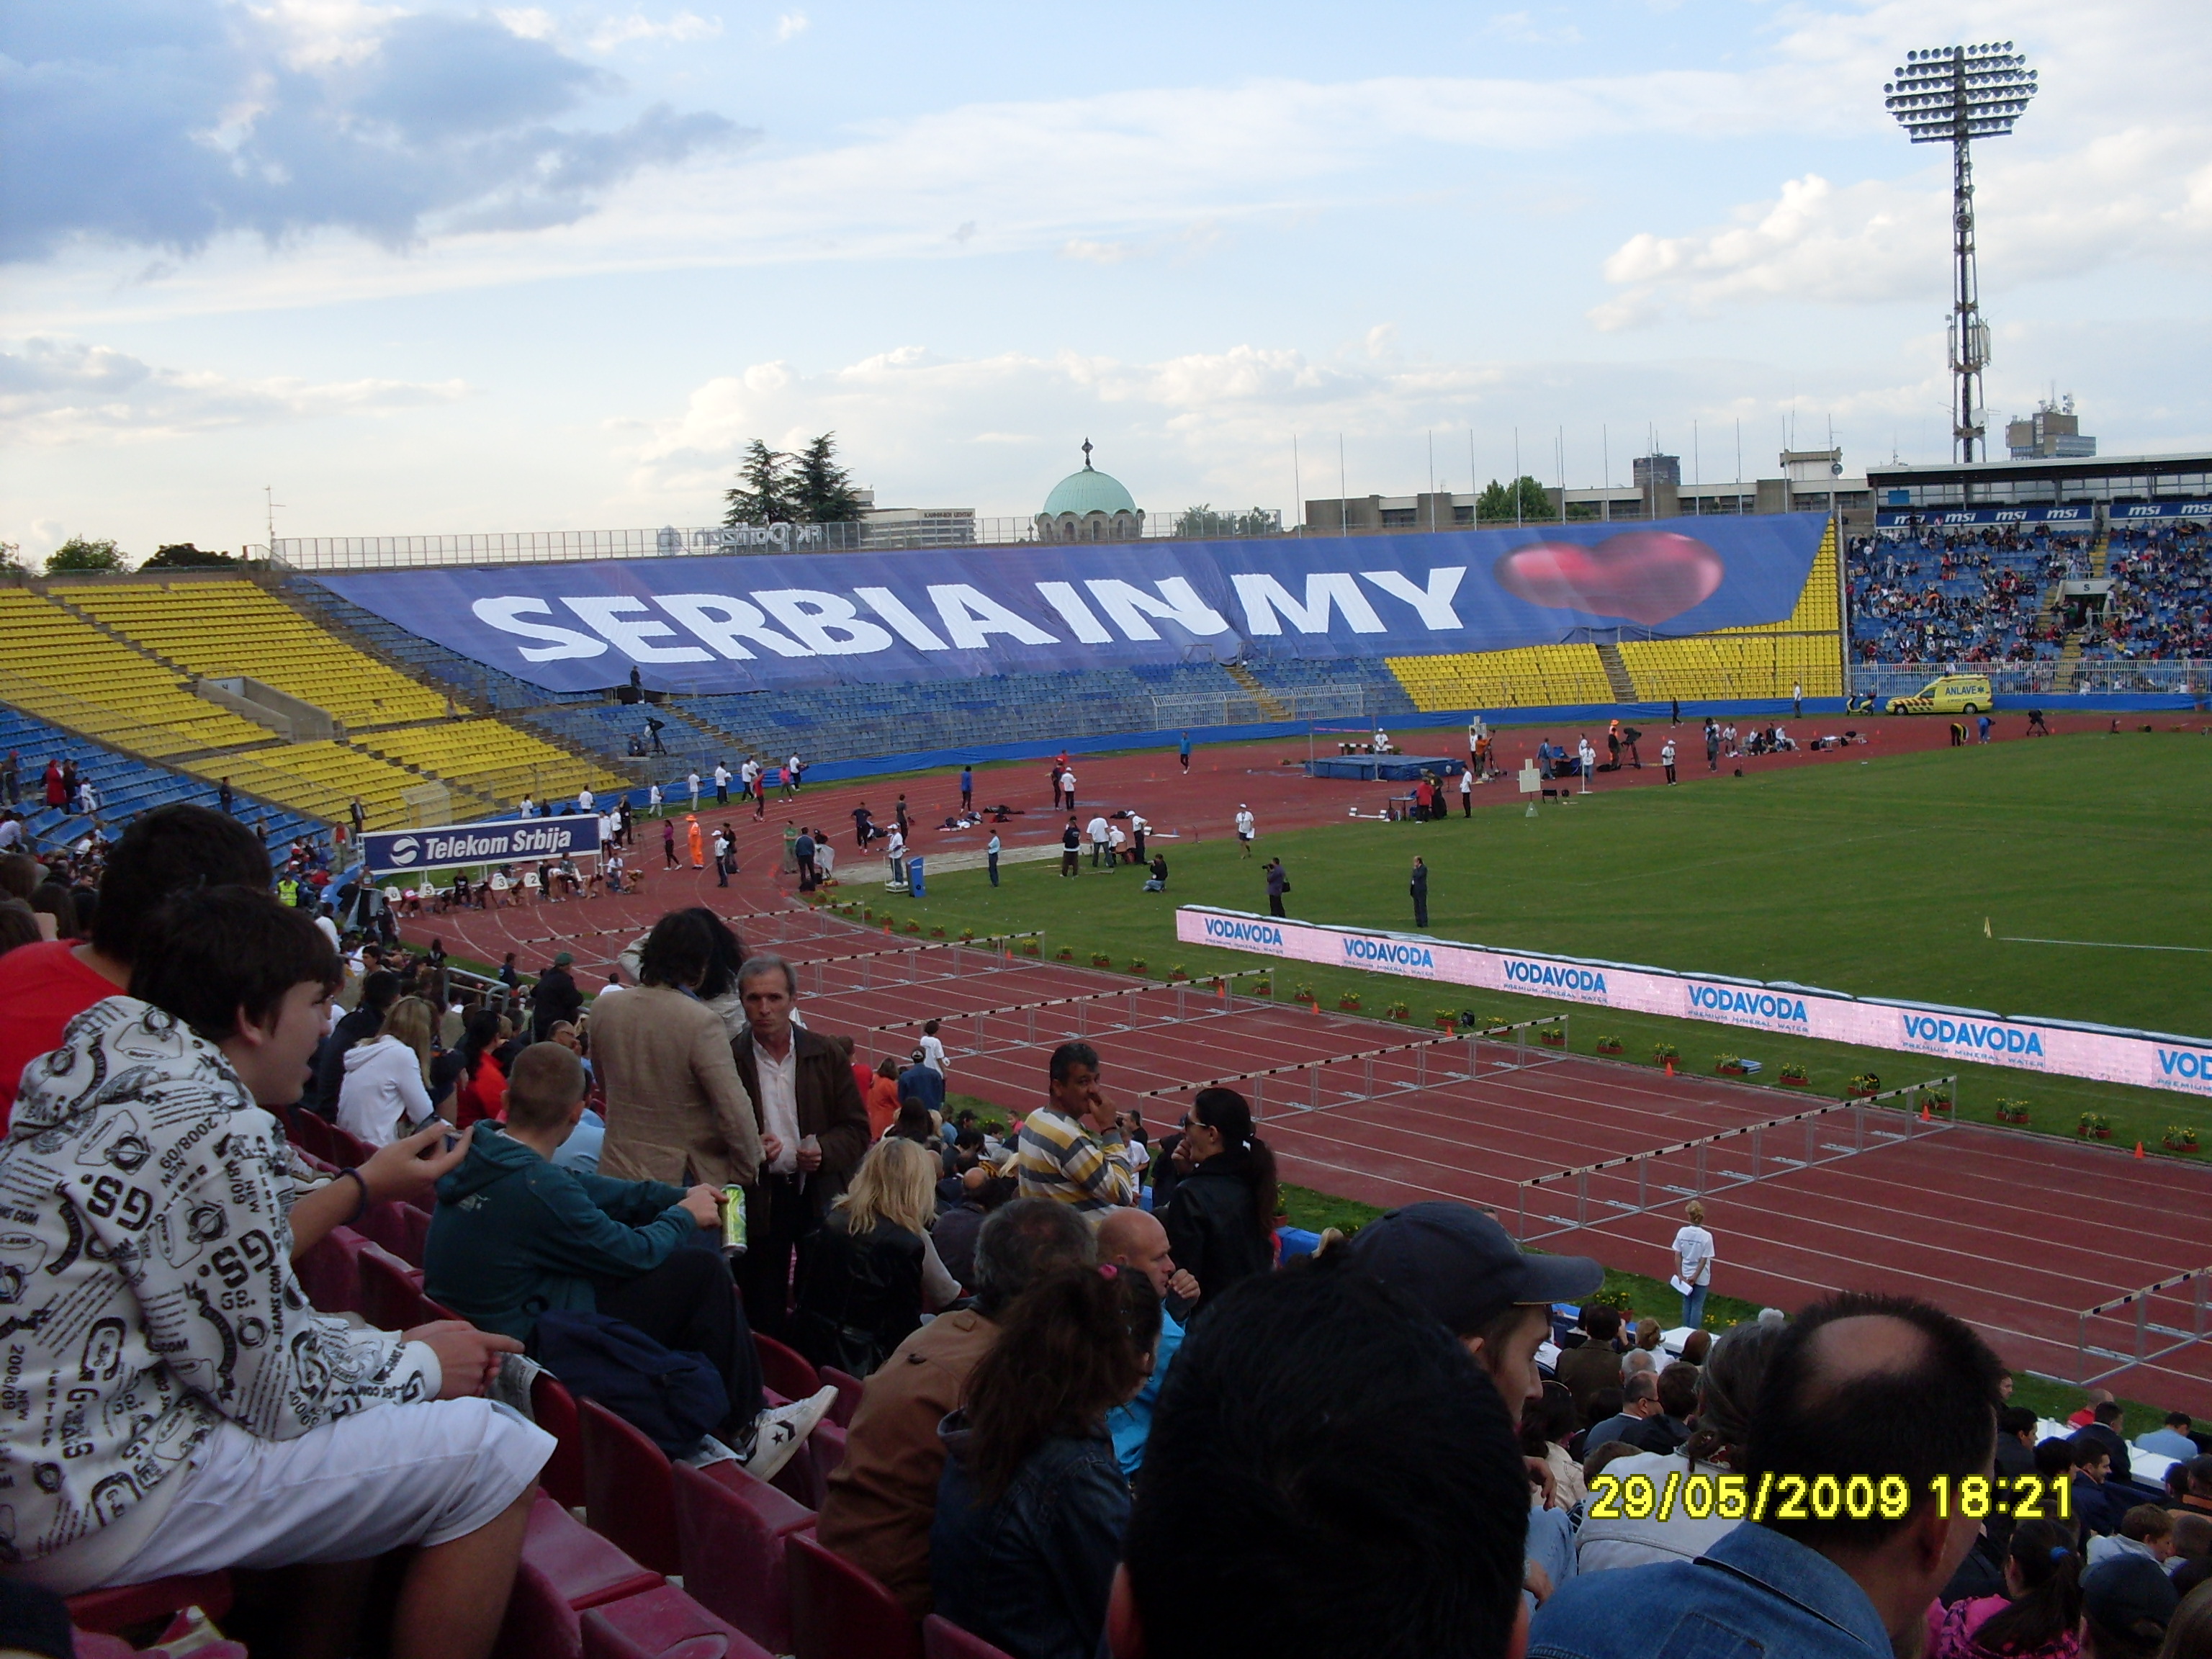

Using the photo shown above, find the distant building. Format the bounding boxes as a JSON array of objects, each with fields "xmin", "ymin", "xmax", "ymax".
[
  {"xmin": 2006, "ymin": 396, "xmax": 2096, "ymax": 459},
  {"xmin": 1036, "ymin": 440, "xmax": 1143, "ymax": 542},
  {"xmin": 1631, "ymin": 454, "xmax": 1681, "ymax": 490}
]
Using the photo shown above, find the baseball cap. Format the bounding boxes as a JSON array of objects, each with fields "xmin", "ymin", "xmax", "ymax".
[
  {"xmin": 2081, "ymin": 1556, "xmax": 2177, "ymax": 1642},
  {"xmin": 553, "ymin": 951, "xmax": 574, "ymax": 967},
  {"xmin": 1344, "ymin": 1202, "xmax": 1601, "ymax": 1335}
]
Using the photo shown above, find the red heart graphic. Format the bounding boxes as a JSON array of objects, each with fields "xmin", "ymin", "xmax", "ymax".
[{"xmin": 1491, "ymin": 531, "xmax": 1725, "ymax": 626}]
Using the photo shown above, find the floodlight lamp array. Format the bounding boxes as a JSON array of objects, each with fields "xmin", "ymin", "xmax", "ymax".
[{"xmin": 1884, "ymin": 43, "xmax": 2037, "ymax": 142}]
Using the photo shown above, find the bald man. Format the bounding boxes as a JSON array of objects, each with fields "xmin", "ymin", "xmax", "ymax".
[
  {"xmin": 1531, "ymin": 1292, "xmax": 2005, "ymax": 1659},
  {"xmin": 1099, "ymin": 1208, "xmax": 1200, "ymax": 1478}
]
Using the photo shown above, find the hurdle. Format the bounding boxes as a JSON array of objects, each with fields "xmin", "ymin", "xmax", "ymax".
[
  {"xmin": 2072, "ymin": 1262, "xmax": 2212, "ymax": 1389},
  {"xmin": 1134, "ymin": 1028, "xmax": 1501, "ymax": 1119},
  {"xmin": 1513, "ymin": 1074, "xmax": 1959, "ymax": 1243},
  {"xmin": 793, "ymin": 932, "xmax": 1043, "ymax": 997}
]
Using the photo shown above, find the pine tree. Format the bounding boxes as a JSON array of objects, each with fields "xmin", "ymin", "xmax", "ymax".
[
  {"xmin": 791, "ymin": 432, "xmax": 866, "ymax": 523},
  {"xmin": 722, "ymin": 440, "xmax": 793, "ymax": 526}
]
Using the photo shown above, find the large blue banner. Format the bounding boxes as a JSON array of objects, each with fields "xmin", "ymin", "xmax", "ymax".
[{"xmin": 318, "ymin": 513, "xmax": 1827, "ymax": 695}]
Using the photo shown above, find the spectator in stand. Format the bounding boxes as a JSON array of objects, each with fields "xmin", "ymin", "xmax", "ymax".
[
  {"xmin": 2167, "ymin": 1457, "xmax": 2212, "ymax": 1521},
  {"xmin": 1112, "ymin": 1252, "xmax": 1532, "ymax": 1659},
  {"xmin": 792, "ymin": 1137, "xmax": 960, "ymax": 1378},
  {"xmin": 2079, "ymin": 1441, "xmax": 2130, "ymax": 1538},
  {"xmin": 593, "ymin": 910, "xmax": 762, "ymax": 1190},
  {"xmin": 931, "ymin": 1262, "xmax": 1161, "ymax": 1659},
  {"xmin": 1017, "ymin": 1040, "xmax": 1136, "ymax": 1210},
  {"xmin": 1099, "ymin": 1206, "xmax": 1201, "ymax": 1478},
  {"xmin": 0, "ymin": 886, "xmax": 541, "ymax": 1659},
  {"xmin": 1576, "ymin": 1321, "xmax": 1781, "ymax": 1574},
  {"xmin": 866, "ymin": 1056, "xmax": 902, "ymax": 1139},
  {"xmin": 1584, "ymin": 1372, "xmax": 1661, "ymax": 1453},
  {"xmin": 1628, "ymin": 1361, "xmax": 1700, "ymax": 1456},
  {"xmin": 314, "ymin": 968, "xmax": 400, "ymax": 1113},
  {"xmin": 0, "ymin": 805, "xmax": 274, "ymax": 1130},
  {"xmin": 2141, "ymin": 1414, "xmax": 2203, "ymax": 1463},
  {"xmin": 2091, "ymin": 1506, "xmax": 2179, "ymax": 1573},
  {"xmin": 2081, "ymin": 1555, "xmax": 2180, "ymax": 1658},
  {"xmin": 423, "ymin": 1041, "xmax": 831, "ymax": 1478},
  {"xmin": 1926, "ymin": 1518, "xmax": 2082, "ymax": 1659},
  {"xmin": 1529, "ymin": 1291, "xmax": 2008, "ymax": 1659},
  {"xmin": 1522, "ymin": 1383, "xmax": 1588, "ymax": 1512},
  {"xmin": 530, "ymin": 950, "xmax": 582, "ymax": 1041},
  {"xmin": 898, "ymin": 1050, "xmax": 947, "ymax": 1118},
  {"xmin": 728, "ymin": 953, "xmax": 870, "ymax": 1339},
  {"xmin": 819, "ymin": 1199, "xmax": 1095, "ymax": 1615},
  {"xmin": 1159, "ymin": 1086, "xmax": 1276, "ymax": 1312},
  {"xmin": 932, "ymin": 1161, "xmax": 1017, "ymax": 1292},
  {"xmin": 1557, "ymin": 1306, "xmax": 1627, "ymax": 1416},
  {"xmin": 336, "ymin": 993, "xmax": 441, "ymax": 1145},
  {"xmin": 2079, "ymin": 1400, "xmax": 2138, "ymax": 1483},
  {"xmin": 451, "ymin": 1008, "xmax": 511, "ymax": 1128}
]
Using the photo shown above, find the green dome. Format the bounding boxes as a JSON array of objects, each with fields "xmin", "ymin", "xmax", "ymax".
[{"xmin": 1043, "ymin": 460, "xmax": 1138, "ymax": 517}]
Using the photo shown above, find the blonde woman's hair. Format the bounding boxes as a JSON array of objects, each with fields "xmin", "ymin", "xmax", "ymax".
[
  {"xmin": 1685, "ymin": 1200, "xmax": 1707, "ymax": 1226},
  {"xmin": 375, "ymin": 996, "xmax": 436, "ymax": 1085},
  {"xmin": 837, "ymin": 1136, "xmax": 938, "ymax": 1238}
]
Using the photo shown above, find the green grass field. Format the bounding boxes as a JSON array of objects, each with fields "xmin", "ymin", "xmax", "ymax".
[{"xmin": 845, "ymin": 730, "xmax": 2212, "ymax": 1156}]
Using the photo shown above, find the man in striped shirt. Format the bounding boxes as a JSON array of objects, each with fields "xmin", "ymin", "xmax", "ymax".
[{"xmin": 1017, "ymin": 1040, "xmax": 1136, "ymax": 1211}]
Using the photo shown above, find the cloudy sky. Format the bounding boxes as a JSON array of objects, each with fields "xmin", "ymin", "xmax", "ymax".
[{"xmin": 4, "ymin": 0, "xmax": 2207, "ymax": 559}]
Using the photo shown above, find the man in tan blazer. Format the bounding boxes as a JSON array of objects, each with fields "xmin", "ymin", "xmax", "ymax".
[{"xmin": 594, "ymin": 913, "xmax": 762, "ymax": 1190}]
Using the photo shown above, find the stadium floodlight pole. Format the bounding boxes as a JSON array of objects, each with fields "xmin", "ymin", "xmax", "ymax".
[{"xmin": 1885, "ymin": 42, "xmax": 2037, "ymax": 463}]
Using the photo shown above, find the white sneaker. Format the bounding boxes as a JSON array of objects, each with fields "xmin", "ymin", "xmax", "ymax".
[{"xmin": 743, "ymin": 1385, "xmax": 837, "ymax": 1483}]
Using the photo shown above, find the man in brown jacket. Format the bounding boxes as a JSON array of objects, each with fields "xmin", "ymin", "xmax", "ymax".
[
  {"xmin": 594, "ymin": 912, "xmax": 762, "ymax": 1189},
  {"xmin": 817, "ymin": 1199, "xmax": 1093, "ymax": 1614},
  {"xmin": 1555, "ymin": 1304, "xmax": 1627, "ymax": 1419},
  {"xmin": 729, "ymin": 953, "xmax": 871, "ymax": 1339}
]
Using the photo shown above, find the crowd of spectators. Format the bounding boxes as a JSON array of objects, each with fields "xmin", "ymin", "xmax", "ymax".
[
  {"xmin": 1847, "ymin": 522, "xmax": 2211, "ymax": 671},
  {"xmin": 1, "ymin": 804, "xmax": 2211, "ymax": 1658}
]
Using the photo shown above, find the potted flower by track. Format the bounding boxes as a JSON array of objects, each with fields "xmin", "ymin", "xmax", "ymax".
[
  {"xmin": 1091, "ymin": 952, "xmax": 1113, "ymax": 968},
  {"xmin": 2162, "ymin": 1124, "xmax": 2200, "ymax": 1154},
  {"xmin": 1338, "ymin": 992, "xmax": 1362, "ymax": 1012},
  {"xmin": 1537, "ymin": 1024, "xmax": 1566, "ymax": 1048},
  {"xmin": 1778, "ymin": 1061, "xmax": 1811, "ymax": 1087},
  {"xmin": 1714, "ymin": 1053, "xmax": 1749, "ymax": 1078},
  {"xmin": 1434, "ymin": 1008, "xmax": 1458, "ymax": 1031},
  {"xmin": 1847, "ymin": 1073, "xmax": 1881, "ymax": 1099},
  {"xmin": 1387, "ymin": 999, "xmax": 1411, "ymax": 1022},
  {"xmin": 1994, "ymin": 1098, "xmax": 2031, "ymax": 1125},
  {"xmin": 2077, "ymin": 1110, "xmax": 2112, "ymax": 1141},
  {"xmin": 1127, "ymin": 959, "xmax": 1147, "ymax": 976},
  {"xmin": 1167, "ymin": 965, "xmax": 1189, "ymax": 981},
  {"xmin": 1593, "ymin": 1034, "xmax": 1624, "ymax": 1056},
  {"xmin": 1294, "ymin": 984, "xmax": 1318, "ymax": 1009}
]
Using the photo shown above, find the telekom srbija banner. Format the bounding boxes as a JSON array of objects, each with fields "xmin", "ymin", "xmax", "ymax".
[{"xmin": 1174, "ymin": 907, "xmax": 2212, "ymax": 1097}]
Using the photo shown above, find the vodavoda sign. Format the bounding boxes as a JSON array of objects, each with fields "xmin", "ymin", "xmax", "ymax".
[
  {"xmin": 1177, "ymin": 907, "xmax": 2212, "ymax": 1098},
  {"xmin": 316, "ymin": 514, "xmax": 1827, "ymax": 696},
  {"xmin": 361, "ymin": 814, "xmax": 600, "ymax": 875}
]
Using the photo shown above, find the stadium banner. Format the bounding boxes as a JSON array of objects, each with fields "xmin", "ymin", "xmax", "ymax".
[
  {"xmin": 1875, "ymin": 506, "xmax": 2095, "ymax": 527},
  {"xmin": 315, "ymin": 513, "xmax": 1828, "ymax": 696},
  {"xmin": 1174, "ymin": 907, "xmax": 2212, "ymax": 1098},
  {"xmin": 361, "ymin": 814, "xmax": 600, "ymax": 875}
]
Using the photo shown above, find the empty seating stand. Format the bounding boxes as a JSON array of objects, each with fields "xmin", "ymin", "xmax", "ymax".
[
  {"xmin": 786, "ymin": 1531, "xmax": 923, "ymax": 1659},
  {"xmin": 580, "ymin": 1396, "xmax": 683, "ymax": 1578},
  {"xmin": 672, "ymin": 1460, "xmax": 815, "ymax": 1653}
]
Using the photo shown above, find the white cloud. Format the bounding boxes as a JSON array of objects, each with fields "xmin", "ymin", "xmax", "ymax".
[
  {"xmin": 493, "ymin": 8, "xmax": 559, "ymax": 40},
  {"xmin": 588, "ymin": 11, "xmax": 724, "ymax": 52},
  {"xmin": 0, "ymin": 337, "xmax": 470, "ymax": 446},
  {"xmin": 775, "ymin": 12, "xmax": 807, "ymax": 42}
]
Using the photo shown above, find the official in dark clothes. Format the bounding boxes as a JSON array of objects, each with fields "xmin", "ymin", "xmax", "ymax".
[
  {"xmin": 1264, "ymin": 858, "xmax": 1287, "ymax": 918},
  {"xmin": 1410, "ymin": 855, "xmax": 1429, "ymax": 929},
  {"xmin": 530, "ymin": 950, "xmax": 583, "ymax": 1042},
  {"xmin": 729, "ymin": 954, "xmax": 872, "ymax": 1339},
  {"xmin": 1159, "ymin": 1087, "xmax": 1277, "ymax": 1314}
]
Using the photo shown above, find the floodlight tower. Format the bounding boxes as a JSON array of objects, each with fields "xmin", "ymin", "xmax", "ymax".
[{"xmin": 1884, "ymin": 42, "xmax": 2037, "ymax": 462}]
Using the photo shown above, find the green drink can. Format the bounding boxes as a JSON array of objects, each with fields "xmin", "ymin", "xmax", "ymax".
[{"xmin": 720, "ymin": 1184, "xmax": 748, "ymax": 1257}]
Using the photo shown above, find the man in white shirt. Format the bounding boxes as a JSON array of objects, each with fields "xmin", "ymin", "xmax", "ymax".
[
  {"xmin": 1577, "ymin": 738, "xmax": 1596, "ymax": 783},
  {"xmin": 687, "ymin": 770, "xmax": 701, "ymax": 809},
  {"xmin": 0, "ymin": 815, "xmax": 22, "ymax": 853},
  {"xmin": 1234, "ymin": 805, "xmax": 1256, "ymax": 856},
  {"xmin": 577, "ymin": 786, "xmax": 594, "ymax": 814},
  {"xmin": 518, "ymin": 794, "xmax": 535, "ymax": 819},
  {"xmin": 1086, "ymin": 814, "xmax": 1110, "ymax": 868},
  {"xmin": 1458, "ymin": 767, "xmax": 1473, "ymax": 817},
  {"xmin": 1660, "ymin": 739, "xmax": 1678, "ymax": 784},
  {"xmin": 313, "ymin": 907, "xmax": 341, "ymax": 953},
  {"xmin": 713, "ymin": 763, "xmax": 731, "ymax": 805},
  {"xmin": 1671, "ymin": 1200, "xmax": 1716, "ymax": 1329},
  {"xmin": 1060, "ymin": 768, "xmax": 1076, "ymax": 811},
  {"xmin": 1107, "ymin": 824, "xmax": 1127, "ymax": 864},
  {"xmin": 986, "ymin": 830, "xmax": 1002, "ymax": 888},
  {"xmin": 918, "ymin": 1020, "xmax": 948, "ymax": 1079},
  {"xmin": 786, "ymin": 754, "xmax": 802, "ymax": 795},
  {"xmin": 647, "ymin": 782, "xmax": 663, "ymax": 816},
  {"xmin": 885, "ymin": 826, "xmax": 907, "ymax": 887}
]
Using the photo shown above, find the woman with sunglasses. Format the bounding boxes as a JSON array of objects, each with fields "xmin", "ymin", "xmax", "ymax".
[{"xmin": 1161, "ymin": 1087, "xmax": 1279, "ymax": 1313}]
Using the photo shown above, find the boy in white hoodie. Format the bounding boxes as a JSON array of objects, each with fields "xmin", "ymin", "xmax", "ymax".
[{"xmin": 0, "ymin": 886, "xmax": 545, "ymax": 1659}]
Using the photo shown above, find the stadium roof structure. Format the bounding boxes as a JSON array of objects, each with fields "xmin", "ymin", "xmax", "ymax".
[
  {"xmin": 1868, "ymin": 449, "xmax": 2212, "ymax": 510},
  {"xmin": 1042, "ymin": 440, "xmax": 1139, "ymax": 517}
]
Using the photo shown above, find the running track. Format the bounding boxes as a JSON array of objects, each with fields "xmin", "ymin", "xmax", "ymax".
[{"xmin": 400, "ymin": 718, "xmax": 2212, "ymax": 1411}]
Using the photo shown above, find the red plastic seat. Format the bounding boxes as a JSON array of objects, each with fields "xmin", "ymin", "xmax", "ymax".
[
  {"xmin": 582, "ymin": 1583, "xmax": 770, "ymax": 1659},
  {"xmin": 752, "ymin": 1333, "xmax": 819, "ymax": 1403},
  {"xmin": 525, "ymin": 1490, "xmax": 665, "ymax": 1609},
  {"xmin": 66, "ymin": 1573, "xmax": 234, "ymax": 1636},
  {"xmin": 819, "ymin": 1367, "xmax": 864, "ymax": 1429},
  {"xmin": 580, "ymin": 1396, "xmax": 680, "ymax": 1578},
  {"xmin": 671, "ymin": 1461, "xmax": 814, "ymax": 1653},
  {"xmin": 495, "ymin": 1558, "xmax": 586, "ymax": 1659},
  {"xmin": 533, "ymin": 1372, "xmax": 587, "ymax": 1511},
  {"xmin": 294, "ymin": 1224, "xmax": 369, "ymax": 1316},
  {"xmin": 357, "ymin": 1200, "xmax": 431, "ymax": 1268},
  {"xmin": 786, "ymin": 1530, "xmax": 921, "ymax": 1659},
  {"xmin": 924, "ymin": 1614, "xmax": 1021, "ymax": 1659},
  {"xmin": 356, "ymin": 1241, "xmax": 438, "ymax": 1333},
  {"xmin": 328, "ymin": 1125, "xmax": 374, "ymax": 1169},
  {"xmin": 286, "ymin": 1109, "xmax": 335, "ymax": 1162}
]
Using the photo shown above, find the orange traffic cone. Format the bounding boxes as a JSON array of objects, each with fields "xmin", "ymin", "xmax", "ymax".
[
  {"xmin": 1664, "ymin": 1059, "xmax": 1675, "ymax": 1077},
  {"xmin": 1920, "ymin": 1105, "xmax": 1930, "ymax": 1123},
  {"xmin": 2134, "ymin": 1141, "xmax": 2146, "ymax": 1159}
]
